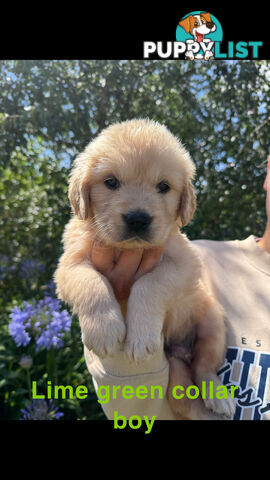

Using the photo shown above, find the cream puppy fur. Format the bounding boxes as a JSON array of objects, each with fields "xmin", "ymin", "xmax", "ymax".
[{"xmin": 54, "ymin": 119, "xmax": 235, "ymax": 420}]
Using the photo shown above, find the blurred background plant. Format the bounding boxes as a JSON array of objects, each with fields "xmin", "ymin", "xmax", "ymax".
[{"xmin": 0, "ymin": 60, "xmax": 269, "ymax": 419}]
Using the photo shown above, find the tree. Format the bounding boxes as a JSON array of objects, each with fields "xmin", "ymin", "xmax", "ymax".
[{"xmin": 0, "ymin": 59, "xmax": 269, "ymax": 306}]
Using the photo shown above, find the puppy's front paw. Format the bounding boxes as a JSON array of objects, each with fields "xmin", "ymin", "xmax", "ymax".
[
  {"xmin": 204, "ymin": 51, "xmax": 213, "ymax": 61},
  {"xmin": 200, "ymin": 373, "xmax": 236, "ymax": 419},
  {"xmin": 125, "ymin": 282, "xmax": 164, "ymax": 363},
  {"xmin": 124, "ymin": 330, "xmax": 161, "ymax": 363},
  {"xmin": 81, "ymin": 308, "xmax": 126, "ymax": 358}
]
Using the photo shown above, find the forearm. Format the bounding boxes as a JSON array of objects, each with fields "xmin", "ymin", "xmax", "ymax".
[{"xmin": 84, "ymin": 341, "xmax": 176, "ymax": 420}]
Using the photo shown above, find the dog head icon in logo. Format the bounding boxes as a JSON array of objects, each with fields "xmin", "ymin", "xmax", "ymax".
[
  {"xmin": 180, "ymin": 12, "xmax": 216, "ymax": 42},
  {"xmin": 176, "ymin": 11, "xmax": 223, "ymax": 60}
]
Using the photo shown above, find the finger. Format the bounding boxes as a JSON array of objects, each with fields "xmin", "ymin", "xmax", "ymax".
[
  {"xmin": 110, "ymin": 248, "xmax": 144, "ymax": 281},
  {"xmin": 134, "ymin": 246, "xmax": 164, "ymax": 281},
  {"xmin": 266, "ymin": 157, "xmax": 270, "ymax": 218},
  {"xmin": 263, "ymin": 157, "xmax": 270, "ymax": 191},
  {"xmin": 91, "ymin": 239, "xmax": 115, "ymax": 275},
  {"xmin": 108, "ymin": 249, "xmax": 144, "ymax": 300}
]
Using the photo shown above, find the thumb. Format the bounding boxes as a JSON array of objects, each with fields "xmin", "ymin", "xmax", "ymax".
[
  {"xmin": 91, "ymin": 239, "xmax": 115, "ymax": 275},
  {"xmin": 266, "ymin": 157, "xmax": 270, "ymax": 219}
]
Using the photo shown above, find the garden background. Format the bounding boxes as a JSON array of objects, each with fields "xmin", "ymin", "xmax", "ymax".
[{"xmin": 0, "ymin": 60, "xmax": 269, "ymax": 420}]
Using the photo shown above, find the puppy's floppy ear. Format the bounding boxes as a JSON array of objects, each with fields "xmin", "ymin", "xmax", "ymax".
[
  {"xmin": 201, "ymin": 12, "xmax": 212, "ymax": 23},
  {"xmin": 68, "ymin": 172, "xmax": 92, "ymax": 220},
  {"xmin": 177, "ymin": 179, "xmax": 196, "ymax": 227},
  {"xmin": 179, "ymin": 15, "xmax": 191, "ymax": 33}
]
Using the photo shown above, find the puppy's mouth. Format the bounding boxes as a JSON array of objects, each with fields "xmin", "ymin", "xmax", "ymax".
[
  {"xmin": 195, "ymin": 31, "xmax": 204, "ymax": 43},
  {"xmin": 194, "ymin": 23, "xmax": 215, "ymax": 42},
  {"xmin": 119, "ymin": 233, "xmax": 153, "ymax": 246},
  {"xmin": 125, "ymin": 236, "xmax": 145, "ymax": 243}
]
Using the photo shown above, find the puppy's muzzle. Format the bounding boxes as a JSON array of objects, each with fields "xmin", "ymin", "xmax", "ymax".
[{"xmin": 122, "ymin": 210, "xmax": 153, "ymax": 238}]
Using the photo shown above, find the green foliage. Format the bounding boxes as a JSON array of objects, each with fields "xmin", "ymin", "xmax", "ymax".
[
  {"xmin": 0, "ymin": 308, "xmax": 104, "ymax": 420},
  {"xmin": 0, "ymin": 60, "xmax": 269, "ymax": 419}
]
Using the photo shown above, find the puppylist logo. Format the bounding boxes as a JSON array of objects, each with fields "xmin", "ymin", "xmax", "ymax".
[{"xmin": 143, "ymin": 11, "xmax": 263, "ymax": 60}]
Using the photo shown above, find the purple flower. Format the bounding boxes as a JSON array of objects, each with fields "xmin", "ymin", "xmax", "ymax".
[
  {"xmin": 9, "ymin": 295, "xmax": 72, "ymax": 351},
  {"xmin": 0, "ymin": 255, "xmax": 16, "ymax": 281},
  {"xmin": 9, "ymin": 306, "xmax": 32, "ymax": 347},
  {"xmin": 20, "ymin": 399, "xmax": 64, "ymax": 420},
  {"xmin": 19, "ymin": 259, "xmax": 46, "ymax": 281},
  {"xmin": 0, "ymin": 256, "xmax": 45, "ymax": 282},
  {"xmin": 44, "ymin": 280, "xmax": 56, "ymax": 297}
]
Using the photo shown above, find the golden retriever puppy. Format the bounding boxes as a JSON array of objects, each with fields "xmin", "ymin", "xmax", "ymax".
[{"xmin": 54, "ymin": 119, "xmax": 235, "ymax": 419}]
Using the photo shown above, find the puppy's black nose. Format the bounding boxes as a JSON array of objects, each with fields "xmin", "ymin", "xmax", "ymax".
[{"xmin": 122, "ymin": 210, "xmax": 152, "ymax": 234}]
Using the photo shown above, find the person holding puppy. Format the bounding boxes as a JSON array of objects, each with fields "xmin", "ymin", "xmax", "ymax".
[{"xmin": 89, "ymin": 156, "xmax": 270, "ymax": 421}]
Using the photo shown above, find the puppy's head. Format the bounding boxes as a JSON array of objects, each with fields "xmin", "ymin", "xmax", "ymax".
[{"xmin": 69, "ymin": 119, "xmax": 196, "ymax": 248}]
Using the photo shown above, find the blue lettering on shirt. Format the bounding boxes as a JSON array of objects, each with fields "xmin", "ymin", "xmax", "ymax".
[{"xmin": 217, "ymin": 347, "xmax": 270, "ymax": 420}]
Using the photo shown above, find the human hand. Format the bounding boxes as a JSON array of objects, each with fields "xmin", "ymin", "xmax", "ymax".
[
  {"xmin": 90, "ymin": 241, "xmax": 164, "ymax": 302},
  {"xmin": 263, "ymin": 156, "xmax": 270, "ymax": 220}
]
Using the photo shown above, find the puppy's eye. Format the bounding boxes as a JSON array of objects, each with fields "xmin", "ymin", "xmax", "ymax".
[
  {"xmin": 194, "ymin": 21, "xmax": 199, "ymax": 26},
  {"xmin": 104, "ymin": 176, "xmax": 120, "ymax": 190},
  {"xmin": 156, "ymin": 181, "xmax": 171, "ymax": 194}
]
